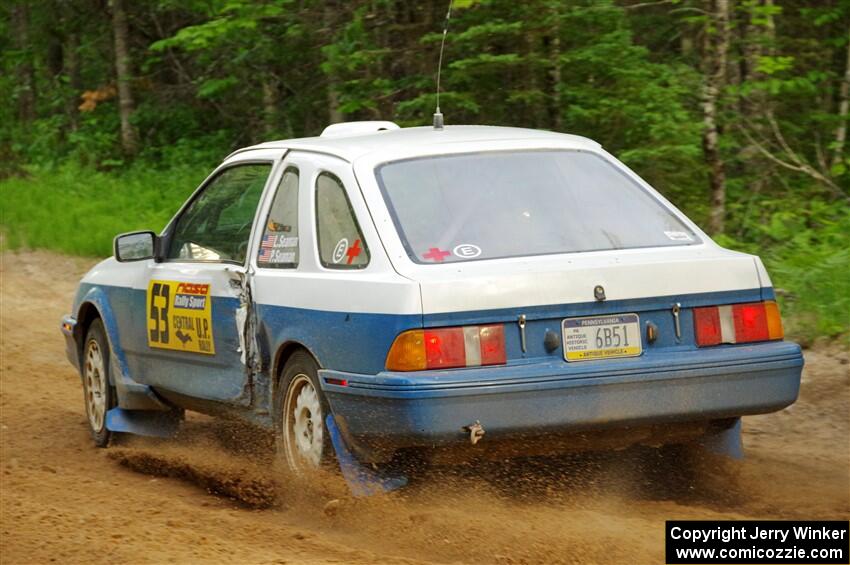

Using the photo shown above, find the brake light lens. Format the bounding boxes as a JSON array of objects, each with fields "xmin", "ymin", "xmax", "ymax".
[
  {"xmin": 424, "ymin": 328, "xmax": 467, "ymax": 368},
  {"xmin": 733, "ymin": 302, "xmax": 770, "ymax": 342},
  {"xmin": 386, "ymin": 325, "xmax": 506, "ymax": 371},
  {"xmin": 694, "ymin": 306, "xmax": 721, "ymax": 346},
  {"xmin": 694, "ymin": 300, "xmax": 784, "ymax": 347}
]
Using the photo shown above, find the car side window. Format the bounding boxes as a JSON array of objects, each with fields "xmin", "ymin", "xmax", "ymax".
[
  {"xmin": 168, "ymin": 164, "xmax": 271, "ymax": 263},
  {"xmin": 257, "ymin": 167, "xmax": 299, "ymax": 268},
  {"xmin": 315, "ymin": 172, "xmax": 369, "ymax": 269}
]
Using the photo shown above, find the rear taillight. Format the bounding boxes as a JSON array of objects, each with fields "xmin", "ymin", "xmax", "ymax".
[
  {"xmin": 694, "ymin": 300, "xmax": 784, "ymax": 347},
  {"xmin": 386, "ymin": 325, "xmax": 506, "ymax": 371}
]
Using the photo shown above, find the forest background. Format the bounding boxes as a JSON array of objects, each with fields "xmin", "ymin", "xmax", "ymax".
[{"xmin": 1, "ymin": 0, "xmax": 847, "ymax": 342}]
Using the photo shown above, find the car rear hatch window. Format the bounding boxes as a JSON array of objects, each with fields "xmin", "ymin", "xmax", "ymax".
[{"xmin": 375, "ymin": 150, "xmax": 699, "ymax": 264}]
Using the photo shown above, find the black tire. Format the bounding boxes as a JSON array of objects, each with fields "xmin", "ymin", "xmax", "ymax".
[
  {"xmin": 275, "ymin": 351, "xmax": 334, "ymax": 474},
  {"xmin": 81, "ymin": 319, "xmax": 116, "ymax": 447}
]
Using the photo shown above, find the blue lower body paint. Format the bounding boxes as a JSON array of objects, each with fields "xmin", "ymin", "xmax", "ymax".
[
  {"xmin": 321, "ymin": 341, "xmax": 801, "ymax": 458},
  {"xmin": 106, "ymin": 407, "xmax": 181, "ymax": 438},
  {"xmin": 325, "ymin": 414, "xmax": 407, "ymax": 497},
  {"xmin": 701, "ymin": 418, "xmax": 744, "ymax": 459}
]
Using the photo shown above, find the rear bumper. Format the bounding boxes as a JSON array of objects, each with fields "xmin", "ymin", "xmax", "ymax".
[{"xmin": 320, "ymin": 341, "xmax": 803, "ymax": 457}]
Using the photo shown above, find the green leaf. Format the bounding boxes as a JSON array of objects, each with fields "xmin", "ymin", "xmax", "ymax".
[{"xmin": 196, "ymin": 77, "xmax": 239, "ymax": 99}]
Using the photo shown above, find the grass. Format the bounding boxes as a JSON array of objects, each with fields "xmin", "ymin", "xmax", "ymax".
[
  {"xmin": 716, "ymin": 202, "xmax": 850, "ymax": 345},
  {"xmin": 757, "ymin": 228, "xmax": 850, "ymax": 346},
  {"xmin": 1, "ymin": 164, "xmax": 847, "ymax": 344},
  {"xmin": 0, "ymin": 163, "xmax": 206, "ymax": 257}
]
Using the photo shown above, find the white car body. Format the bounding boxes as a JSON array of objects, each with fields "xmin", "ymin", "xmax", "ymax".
[{"xmin": 63, "ymin": 123, "xmax": 802, "ymax": 464}]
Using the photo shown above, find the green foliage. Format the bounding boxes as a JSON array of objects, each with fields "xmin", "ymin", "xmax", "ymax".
[
  {"xmin": 0, "ymin": 0, "xmax": 847, "ymax": 342},
  {"xmin": 0, "ymin": 163, "xmax": 204, "ymax": 256},
  {"xmin": 716, "ymin": 202, "xmax": 850, "ymax": 343},
  {"xmin": 554, "ymin": 3, "xmax": 704, "ymax": 201},
  {"xmin": 755, "ymin": 55, "xmax": 795, "ymax": 76}
]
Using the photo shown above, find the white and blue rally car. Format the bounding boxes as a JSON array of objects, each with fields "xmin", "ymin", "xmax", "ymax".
[{"xmin": 62, "ymin": 122, "xmax": 803, "ymax": 485}]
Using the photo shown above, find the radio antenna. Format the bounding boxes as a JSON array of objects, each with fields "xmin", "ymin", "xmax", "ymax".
[{"xmin": 433, "ymin": 0, "xmax": 454, "ymax": 130}]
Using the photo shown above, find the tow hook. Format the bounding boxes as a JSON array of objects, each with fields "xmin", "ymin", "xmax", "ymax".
[
  {"xmin": 463, "ymin": 421, "xmax": 485, "ymax": 445},
  {"xmin": 671, "ymin": 302, "xmax": 682, "ymax": 340}
]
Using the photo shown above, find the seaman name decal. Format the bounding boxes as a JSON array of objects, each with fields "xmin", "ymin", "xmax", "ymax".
[{"xmin": 146, "ymin": 280, "xmax": 215, "ymax": 355}]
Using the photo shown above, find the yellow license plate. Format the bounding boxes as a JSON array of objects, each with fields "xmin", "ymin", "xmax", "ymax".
[{"xmin": 562, "ymin": 314, "xmax": 642, "ymax": 362}]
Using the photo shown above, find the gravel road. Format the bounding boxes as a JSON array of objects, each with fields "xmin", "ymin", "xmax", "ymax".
[{"xmin": 1, "ymin": 250, "xmax": 847, "ymax": 564}]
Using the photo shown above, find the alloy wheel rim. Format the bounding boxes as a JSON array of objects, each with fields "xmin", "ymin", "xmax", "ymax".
[
  {"xmin": 84, "ymin": 339, "xmax": 107, "ymax": 432},
  {"xmin": 283, "ymin": 374, "xmax": 324, "ymax": 472}
]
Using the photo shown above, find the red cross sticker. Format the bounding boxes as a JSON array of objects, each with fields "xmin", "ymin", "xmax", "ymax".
[
  {"xmin": 346, "ymin": 239, "xmax": 362, "ymax": 264},
  {"xmin": 423, "ymin": 247, "xmax": 451, "ymax": 262}
]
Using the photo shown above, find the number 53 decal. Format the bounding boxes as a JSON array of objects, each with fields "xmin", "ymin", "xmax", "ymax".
[{"xmin": 146, "ymin": 280, "xmax": 215, "ymax": 355}]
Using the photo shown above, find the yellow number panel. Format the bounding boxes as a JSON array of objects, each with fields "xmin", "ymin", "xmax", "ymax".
[{"xmin": 146, "ymin": 280, "xmax": 215, "ymax": 355}]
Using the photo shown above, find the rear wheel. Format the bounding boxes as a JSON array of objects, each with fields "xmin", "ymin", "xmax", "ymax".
[
  {"xmin": 276, "ymin": 351, "xmax": 334, "ymax": 474},
  {"xmin": 82, "ymin": 319, "xmax": 115, "ymax": 447}
]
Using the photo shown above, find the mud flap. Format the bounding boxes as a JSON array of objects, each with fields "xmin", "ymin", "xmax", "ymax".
[
  {"xmin": 105, "ymin": 407, "xmax": 180, "ymax": 438},
  {"xmin": 325, "ymin": 414, "xmax": 407, "ymax": 497},
  {"xmin": 700, "ymin": 418, "xmax": 743, "ymax": 459}
]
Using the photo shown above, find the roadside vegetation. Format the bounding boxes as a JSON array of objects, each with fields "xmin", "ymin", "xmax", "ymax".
[
  {"xmin": 1, "ymin": 163, "xmax": 204, "ymax": 256},
  {"xmin": 1, "ymin": 0, "xmax": 847, "ymax": 343}
]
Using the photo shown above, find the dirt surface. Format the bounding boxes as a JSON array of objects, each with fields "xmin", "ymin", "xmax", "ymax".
[{"xmin": 1, "ymin": 250, "xmax": 848, "ymax": 565}]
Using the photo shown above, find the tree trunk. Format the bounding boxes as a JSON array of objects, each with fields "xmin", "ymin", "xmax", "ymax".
[
  {"xmin": 323, "ymin": 0, "xmax": 343, "ymax": 125},
  {"xmin": 547, "ymin": 2, "xmax": 563, "ymax": 132},
  {"xmin": 740, "ymin": 0, "xmax": 774, "ymax": 199},
  {"xmin": 65, "ymin": 30, "xmax": 82, "ymax": 131},
  {"xmin": 262, "ymin": 79, "xmax": 278, "ymax": 140},
  {"xmin": 702, "ymin": 0, "xmax": 731, "ymax": 235},
  {"xmin": 47, "ymin": 30, "xmax": 64, "ymax": 82},
  {"xmin": 11, "ymin": 4, "xmax": 36, "ymax": 123},
  {"xmin": 831, "ymin": 26, "xmax": 850, "ymax": 169},
  {"xmin": 110, "ymin": 0, "xmax": 138, "ymax": 154}
]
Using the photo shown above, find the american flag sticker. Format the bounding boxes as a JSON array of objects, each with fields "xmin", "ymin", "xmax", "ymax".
[{"xmin": 258, "ymin": 234, "xmax": 276, "ymax": 263}]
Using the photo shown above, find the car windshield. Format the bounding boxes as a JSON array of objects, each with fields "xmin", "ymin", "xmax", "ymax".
[{"xmin": 375, "ymin": 150, "xmax": 699, "ymax": 264}]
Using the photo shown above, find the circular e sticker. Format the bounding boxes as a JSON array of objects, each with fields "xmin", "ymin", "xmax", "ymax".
[
  {"xmin": 453, "ymin": 244, "xmax": 482, "ymax": 259},
  {"xmin": 332, "ymin": 238, "xmax": 349, "ymax": 263}
]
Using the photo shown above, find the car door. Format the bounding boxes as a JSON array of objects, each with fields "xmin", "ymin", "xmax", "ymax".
[
  {"xmin": 251, "ymin": 152, "xmax": 421, "ymax": 384},
  {"xmin": 138, "ymin": 160, "xmax": 275, "ymax": 404}
]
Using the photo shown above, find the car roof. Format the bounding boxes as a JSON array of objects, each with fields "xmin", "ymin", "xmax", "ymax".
[{"xmin": 226, "ymin": 125, "xmax": 601, "ymax": 163}]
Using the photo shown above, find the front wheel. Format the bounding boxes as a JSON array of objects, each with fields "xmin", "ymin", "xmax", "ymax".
[
  {"xmin": 82, "ymin": 319, "xmax": 115, "ymax": 447},
  {"xmin": 276, "ymin": 351, "xmax": 334, "ymax": 474}
]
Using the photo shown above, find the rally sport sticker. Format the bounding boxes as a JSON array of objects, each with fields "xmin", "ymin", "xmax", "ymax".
[{"xmin": 146, "ymin": 280, "xmax": 215, "ymax": 355}]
